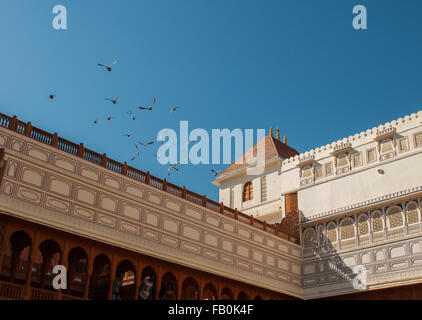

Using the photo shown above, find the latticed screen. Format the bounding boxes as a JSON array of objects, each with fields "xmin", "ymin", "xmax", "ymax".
[
  {"xmin": 337, "ymin": 155, "xmax": 348, "ymax": 167},
  {"xmin": 340, "ymin": 219, "xmax": 355, "ymax": 240},
  {"xmin": 387, "ymin": 207, "xmax": 403, "ymax": 228},
  {"xmin": 358, "ymin": 215, "xmax": 369, "ymax": 235},
  {"xmin": 367, "ymin": 149, "xmax": 376, "ymax": 163},
  {"xmin": 302, "ymin": 166, "xmax": 312, "ymax": 178},
  {"xmin": 315, "ymin": 166, "xmax": 323, "ymax": 179},
  {"xmin": 352, "ymin": 153, "xmax": 362, "ymax": 167},
  {"xmin": 381, "ymin": 140, "xmax": 393, "ymax": 152},
  {"xmin": 407, "ymin": 203, "xmax": 419, "ymax": 224},
  {"xmin": 415, "ymin": 133, "xmax": 422, "ymax": 147},
  {"xmin": 327, "ymin": 224, "xmax": 337, "ymax": 242},
  {"xmin": 325, "ymin": 163, "xmax": 333, "ymax": 176},
  {"xmin": 399, "ymin": 138, "xmax": 408, "ymax": 152},
  {"xmin": 372, "ymin": 212, "xmax": 383, "ymax": 232},
  {"xmin": 303, "ymin": 229, "xmax": 316, "ymax": 248}
]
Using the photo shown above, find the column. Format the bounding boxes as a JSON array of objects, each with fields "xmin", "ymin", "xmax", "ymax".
[
  {"xmin": 134, "ymin": 259, "xmax": 143, "ymax": 300},
  {"xmin": 354, "ymin": 215, "xmax": 359, "ymax": 246},
  {"xmin": 0, "ymin": 223, "xmax": 11, "ymax": 273},
  {"xmin": 403, "ymin": 201, "xmax": 409, "ymax": 235},
  {"xmin": 336, "ymin": 220, "xmax": 341, "ymax": 251},
  {"xmin": 177, "ymin": 271, "xmax": 183, "ymax": 300},
  {"xmin": 368, "ymin": 212, "xmax": 373, "ymax": 243},
  {"xmin": 24, "ymin": 231, "xmax": 39, "ymax": 299},
  {"xmin": 83, "ymin": 246, "xmax": 95, "ymax": 300},
  {"xmin": 155, "ymin": 265, "xmax": 162, "ymax": 300},
  {"xmin": 107, "ymin": 253, "xmax": 117, "ymax": 300}
]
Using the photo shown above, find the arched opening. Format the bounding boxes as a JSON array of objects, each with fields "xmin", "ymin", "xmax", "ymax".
[
  {"xmin": 242, "ymin": 182, "xmax": 253, "ymax": 202},
  {"xmin": 254, "ymin": 295, "xmax": 263, "ymax": 300},
  {"xmin": 181, "ymin": 277, "xmax": 199, "ymax": 300},
  {"xmin": 66, "ymin": 247, "xmax": 88, "ymax": 297},
  {"xmin": 31, "ymin": 239, "xmax": 61, "ymax": 290},
  {"xmin": 159, "ymin": 271, "xmax": 177, "ymax": 300},
  {"xmin": 139, "ymin": 266, "xmax": 157, "ymax": 300},
  {"xmin": 89, "ymin": 254, "xmax": 111, "ymax": 300},
  {"xmin": 221, "ymin": 287, "xmax": 233, "ymax": 300},
  {"xmin": 202, "ymin": 283, "xmax": 217, "ymax": 300},
  {"xmin": 0, "ymin": 231, "xmax": 31, "ymax": 284},
  {"xmin": 237, "ymin": 291, "xmax": 249, "ymax": 300},
  {"xmin": 115, "ymin": 259, "xmax": 136, "ymax": 300}
]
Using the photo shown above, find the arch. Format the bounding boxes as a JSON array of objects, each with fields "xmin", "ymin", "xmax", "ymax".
[
  {"xmin": 66, "ymin": 247, "xmax": 88, "ymax": 297},
  {"xmin": 221, "ymin": 287, "xmax": 234, "ymax": 300},
  {"xmin": 340, "ymin": 217, "xmax": 355, "ymax": 240},
  {"xmin": 303, "ymin": 228, "xmax": 316, "ymax": 248},
  {"xmin": 116, "ymin": 259, "xmax": 136, "ymax": 300},
  {"xmin": 160, "ymin": 271, "xmax": 177, "ymax": 300},
  {"xmin": 140, "ymin": 266, "xmax": 157, "ymax": 300},
  {"xmin": 386, "ymin": 206, "xmax": 403, "ymax": 228},
  {"xmin": 371, "ymin": 211, "xmax": 383, "ymax": 233},
  {"xmin": 254, "ymin": 295, "xmax": 263, "ymax": 300},
  {"xmin": 237, "ymin": 291, "xmax": 249, "ymax": 300},
  {"xmin": 326, "ymin": 222, "xmax": 337, "ymax": 243},
  {"xmin": 202, "ymin": 282, "xmax": 217, "ymax": 300},
  {"xmin": 34, "ymin": 239, "xmax": 62, "ymax": 290},
  {"xmin": 242, "ymin": 182, "xmax": 253, "ymax": 202},
  {"xmin": 89, "ymin": 253, "xmax": 111, "ymax": 300},
  {"xmin": 406, "ymin": 201, "xmax": 419, "ymax": 225},
  {"xmin": 181, "ymin": 277, "xmax": 199, "ymax": 300},
  {"xmin": 358, "ymin": 214, "xmax": 369, "ymax": 235},
  {"xmin": 0, "ymin": 230, "xmax": 32, "ymax": 283}
]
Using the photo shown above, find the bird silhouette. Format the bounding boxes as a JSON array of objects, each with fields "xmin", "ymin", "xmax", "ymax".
[
  {"xmin": 105, "ymin": 98, "xmax": 119, "ymax": 104},
  {"xmin": 170, "ymin": 106, "xmax": 180, "ymax": 113},
  {"xmin": 138, "ymin": 141, "xmax": 154, "ymax": 147},
  {"xmin": 106, "ymin": 116, "xmax": 114, "ymax": 122},
  {"xmin": 127, "ymin": 111, "xmax": 136, "ymax": 120},
  {"xmin": 168, "ymin": 164, "xmax": 179, "ymax": 176},
  {"xmin": 97, "ymin": 61, "xmax": 118, "ymax": 72},
  {"xmin": 139, "ymin": 97, "xmax": 157, "ymax": 110},
  {"xmin": 210, "ymin": 169, "xmax": 221, "ymax": 177},
  {"xmin": 93, "ymin": 118, "xmax": 99, "ymax": 125},
  {"xmin": 131, "ymin": 144, "xmax": 140, "ymax": 161},
  {"xmin": 48, "ymin": 95, "xmax": 56, "ymax": 100},
  {"xmin": 123, "ymin": 133, "xmax": 132, "ymax": 137}
]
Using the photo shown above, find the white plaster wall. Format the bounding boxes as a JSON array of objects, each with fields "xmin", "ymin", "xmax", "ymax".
[{"xmin": 298, "ymin": 152, "xmax": 422, "ymax": 217}]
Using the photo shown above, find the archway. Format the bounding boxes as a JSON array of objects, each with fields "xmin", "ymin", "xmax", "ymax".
[
  {"xmin": 221, "ymin": 287, "xmax": 234, "ymax": 300},
  {"xmin": 237, "ymin": 291, "xmax": 249, "ymax": 300},
  {"xmin": 89, "ymin": 254, "xmax": 111, "ymax": 300},
  {"xmin": 0, "ymin": 231, "xmax": 31, "ymax": 284},
  {"xmin": 203, "ymin": 283, "xmax": 217, "ymax": 300},
  {"xmin": 36, "ymin": 239, "xmax": 61, "ymax": 290},
  {"xmin": 140, "ymin": 266, "xmax": 157, "ymax": 300},
  {"xmin": 116, "ymin": 259, "xmax": 136, "ymax": 300},
  {"xmin": 254, "ymin": 295, "xmax": 262, "ymax": 300},
  {"xmin": 66, "ymin": 247, "xmax": 88, "ymax": 297},
  {"xmin": 181, "ymin": 277, "xmax": 199, "ymax": 300},
  {"xmin": 160, "ymin": 271, "xmax": 177, "ymax": 300}
]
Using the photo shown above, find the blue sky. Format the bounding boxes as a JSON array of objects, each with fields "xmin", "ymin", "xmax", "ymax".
[{"xmin": 1, "ymin": 0, "xmax": 421, "ymax": 200}]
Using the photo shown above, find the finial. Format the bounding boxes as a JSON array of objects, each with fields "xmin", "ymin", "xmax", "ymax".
[
  {"xmin": 269, "ymin": 127, "xmax": 273, "ymax": 137},
  {"xmin": 283, "ymin": 136, "xmax": 287, "ymax": 144},
  {"xmin": 276, "ymin": 127, "xmax": 280, "ymax": 140}
]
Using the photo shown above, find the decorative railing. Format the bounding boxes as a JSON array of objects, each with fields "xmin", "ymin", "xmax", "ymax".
[
  {"xmin": 0, "ymin": 113, "xmax": 296, "ymax": 242},
  {"xmin": 0, "ymin": 280, "xmax": 24, "ymax": 300},
  {"xmin": 30, "ymin": 287, "xmax": 57, "ymax": 300}
]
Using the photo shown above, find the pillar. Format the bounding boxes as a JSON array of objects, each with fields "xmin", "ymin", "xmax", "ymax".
[
  {"xmin": 24, "ymin": 231, "xmax": 39, "ymax": 299},
  {"xmin": 134, "ymin": 259, "xmax": 143, "ymax": 300},
  {"xmin": 107, "ymin": 253, "xmax": 117, "ymax": 300},
  {"xmin": 84, "ymin": 246, "xmax": 95, "ymax": 300}
]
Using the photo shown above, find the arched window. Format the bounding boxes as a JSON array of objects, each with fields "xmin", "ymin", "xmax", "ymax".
[
  {"xmin": 371, "ymin": 211, "xmax": 383, "ymax": 232},
  {"xmin": 303, "ymin": 228, "xmax": 316, "ymax": 248},
  {"xmin": 406, "ymin": 202, "xmax": 419, "ymax": 225},
  {"xmin": 242, "ymin": 182, "xmax": 253, "ymax": 202},
  {"xmin": 327, "ymin": 222, "xmax": 337, "ymax": 243},
  {"xmin": 340, "ymin": 218, "xmax": 355, "ymax": 240},
  {"xmin": 358, "ymin": 214, "xmax": 369, "ymax": 235},
  {"xmin": 386, "ymin": 206, "xmax": 403, "ymax": 228}
]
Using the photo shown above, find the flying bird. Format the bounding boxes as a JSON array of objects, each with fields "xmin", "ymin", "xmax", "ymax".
[
  {"xmin": 168, "ymin": 164, "xmax": 179, "ymax": 176},
  {"xmin": 127, "ymin": 111, "xmax": 136, "ymax": 120},
  {"xmin": 97, "ymin": 60, "xmax": 118, "ymax": 72},
  {"xmin": 138, "ymin": 141, "xmax": 154, "ymax": 147},
  {"xmin": 170, "ymin": 106, "xmax": 181, "ymax": 113},
  {"xmin": 48, "ymin": 95, "xmax": 56, "ymax": 100},
  {"xmin": 105, "ymin": 98, "xmax": 119, "ymax": 104},
  {"xmin": 210, "ymin": 169, "xmax": 222, "ymax": 177},
  {"xmin": 93, "ymin": 118, "xmax": 99, "ymax": 125},
  {"xmin": 131, "ymin": 144, "xmax": 140, "ymax": 161},
  {"xmin": 123, "ymin": 133, "xmax": 132, "ymax": 137},
  {"xmin": 106, "ymin": 116, "xmax": 114, "ymax": 122},
  {"xmin": 139, "ymin": 97, "xmax": 157, "ymax": 110}
]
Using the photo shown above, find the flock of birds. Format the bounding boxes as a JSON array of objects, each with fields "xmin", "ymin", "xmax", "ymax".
[{"xmin": 47, "ymin": 60, "xmax": 222, "ymax": 179}]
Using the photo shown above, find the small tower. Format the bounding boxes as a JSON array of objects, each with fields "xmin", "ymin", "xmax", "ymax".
[
  {"xmin": 269, "ymin": 127, "xmax": 273, "ymax": 137},
  {"xmin": 283, "ymin": 136, "xmax": 287, "ymax": 144},
  {"xmin": 276, "ymin": 128, "xmax": 280, "ymax": 141}
]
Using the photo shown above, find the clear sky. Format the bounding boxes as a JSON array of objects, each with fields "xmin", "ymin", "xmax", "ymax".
[{"xmin": 1, "ymin": 0, "xmax": 421, "ymax": 200}]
